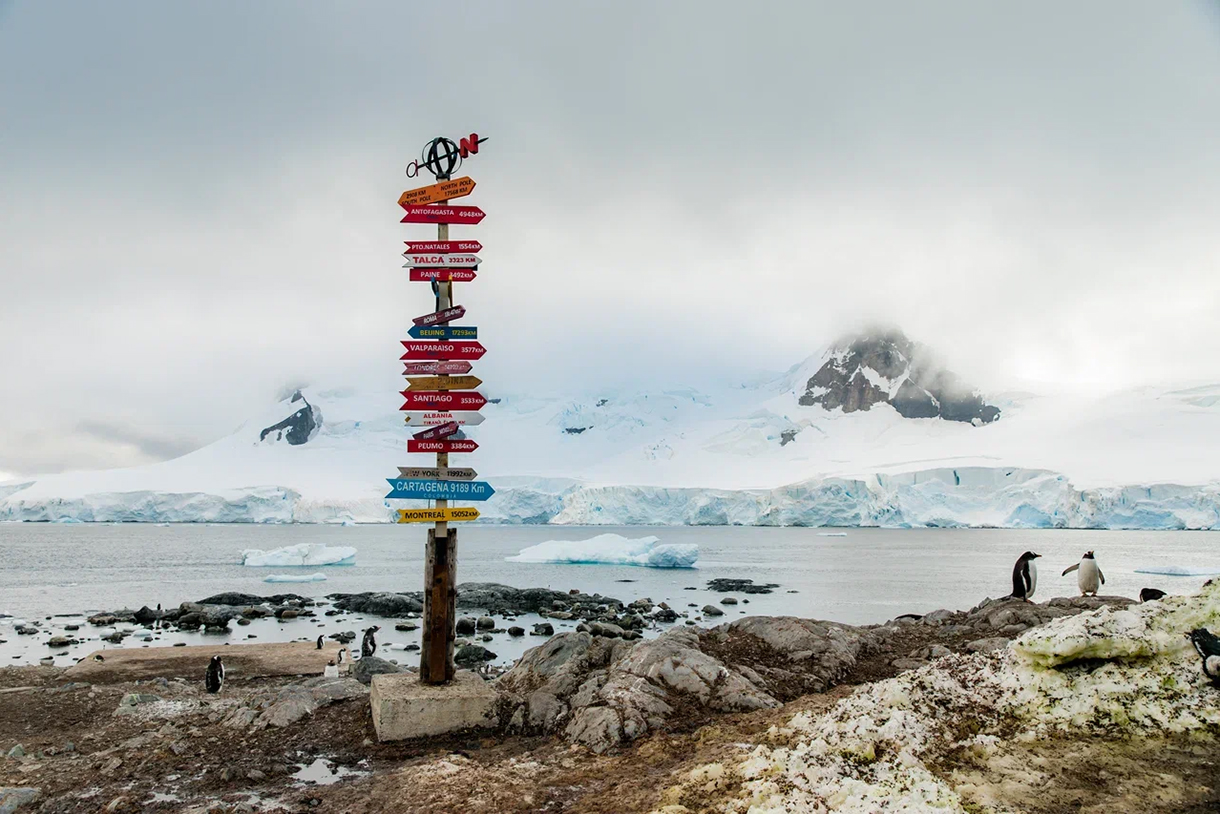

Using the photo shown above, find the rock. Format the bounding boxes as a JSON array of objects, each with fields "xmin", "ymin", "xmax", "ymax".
[
  {"xmin": 921, "ymin": 609, "xmax": 955, "ymax": 625},
  {"xmin": 0, "ymin": 788, "xmax": 40, "ymax": 813},
  {"xmin": 133, "ymin": 606, "xmax": 160, "ymax": 625},
  {"xmin": 328, "ymin": 592, "xmax": 423, "ymax": 616},
  {"xmin": 653, "ymin": 608, "xmax": 679, "ymax": 623},
  {"xmin": 720, "ymin": 597, "xmax": 738, "ymax": 605},
  {"xmin": 702, "ymin": 605, "xmax": 725, "ymax": 617},
  {"xmin": 353, "ymin": 656, "xmax": 402, "ymax": 686},
  {"xmin": 63, "ymin": 624, "xmax": 79, "ymax": 631},
  {"xmin": 480, "ymin": 634, "xmax": 494, "ymax": 642},
  {"xmin": 531, "ymin": 623, "xmax": 555, "ymax": 637},
  {"xmin": 891, "ymin": 658, "xmax": 928, "ymax": 671},
  {"xmin": 706, "ymin": 579, "xmax": 779, "ymax": 595},
  {"xmin": 247, "ymin": 769, "xmax": 266, "ymax": 781},
  {"xmin": 456, "ymin": 617, "xmax": 477, "ymax": 635},
  {"xmin": 46, "ymin": 636, "xmax": 72, "ymax": 648},
  {"xmin": 456, "ymin": 583, "xmax": 623, "ymax": 617},
  {"xmin": 455, "ymin": 645, "xmax": 497, "ymax": 665},
  {"xmin": 88, "ymin": 614, "xmax": 117, "ymax": 626},
  {"xmin": 220, "ymin": 767, "xmax": 238, "ymax": 782},
  {"xmin": 966, "ymin": 637, "xmax": 1010, "ymax": 654},
  {"xmin": 508, "ymin": 626, "xmax": 525, "ymax": 637},
  {"xmin": 394, "ymin": 622, "xmax": 418, "ymax": 632},
  {"xmin": 588, "ymin": 622, "xmax": 624, "ymax": 638},
  {"xmin": 476, "ymin": 616, "xmax": 495, "ymax": 630},
  {"xmin": 237, "ymin": 618, "xmax": 251, "ymax": 626},
  {"xmin": 276, "ymin": 608, "xmax": 299, "ymax": 620},
  {"xmin": 5, "ymin": 746, "xmax": 24, "ymax": 759},
  {"xmin": 198, "ymin": 592, "xmax": 306, "ymax": 607}
]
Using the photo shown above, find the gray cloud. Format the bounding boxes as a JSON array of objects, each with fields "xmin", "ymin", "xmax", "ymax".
[{"xmin": 1, "ymin": 1, "xmax": 1219, "ymax": 475}]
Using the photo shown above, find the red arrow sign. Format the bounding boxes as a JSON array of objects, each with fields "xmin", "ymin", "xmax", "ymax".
[
  {"xmin": 405, "ymin": 240, "xmax": 482, "ymax": 253},
  {"xmin": 412, "ymin": 306, "xmax": 466, "ymax": 327},
  {"xmin": 411, "ymin": 421, "xmax": 460, "ymax": 441},
  {"xmin": 400, "ymin": 205, "xmax": 486, "ymax": 225},
  {"xmin": 399, "ymin": 391, "xmax": 487, "ymax": 411},
  {"xmin": 408, "ymin": 438, "xmax": 479, "ymax": 453},
  {"xmin": 400, "ymin": 341, "xmax": 487, "ymax": 361},
  {"xmin": 403, "ymin": 360, "xmax": 473, "ymax": 375},
  {"xmin": 409, "ymin": 269, "xmax": 477, "ymax": 283}
]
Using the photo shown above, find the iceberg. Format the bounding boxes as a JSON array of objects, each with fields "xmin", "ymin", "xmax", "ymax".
[
  {"xmin": 1134, "ymin": 565, "xmax": 1220, "ymax": 577},
  {"xmin": 240, "ymin": 543, "xmax": 356, "ymax": 567},
  {"xmin": 263, "ymin": 572, "xmax": 329, "ymax": 583},
  {"xmin": 506, "ymin": 533, "xmax": 698, "ymax": 568},
  {"xmin": 817, "ymin": 532, "xmax": 848, "ymax": 537}
]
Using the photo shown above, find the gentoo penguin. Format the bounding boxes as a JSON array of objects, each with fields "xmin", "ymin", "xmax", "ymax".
[
  {"xmin": 92, "ymin": 653, "xmax": 105, "ymax": 663},
  {"xmin": 1010, "ymin": 551, "xmax": 1041, "ymax": 601},
  {"xmin": 204, "ymin": 655, "xmax": 225, "ymax": 694},
  {"xmin": 1062, "ymin": 551, "xmax": 1105, "ymax": 596},
  {"xmin": 336, "ymin": 648, "xmax": 347, "ymax": 673},
  {"xmin": 361, "ymin": 626, "xmax": 380, "ymax": 658},
  {"xmin": 316, "ymin": 634, "xmax": 324, "ymax": 650},
  {"xmin": 1186, "ymin": 629, "xmax": 1220, "ymax": 686},
  {"xmin": 1140, "ymin": 588, "xmax": 1167, "ymax": 603}
]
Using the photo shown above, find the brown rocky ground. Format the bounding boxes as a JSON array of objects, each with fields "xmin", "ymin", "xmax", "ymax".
[{"xmin": 2, "ymin": 596, "xmax": 1217, "ymax": 813}]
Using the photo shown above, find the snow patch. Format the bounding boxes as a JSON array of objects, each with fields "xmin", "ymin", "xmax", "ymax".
[
  {"xmin": 240, "ymin": 543, "xmax": 356, "ymax": 567},
  {"xmin": 506, "ymin": 533, "xmax": 699, "ymax": 568}
]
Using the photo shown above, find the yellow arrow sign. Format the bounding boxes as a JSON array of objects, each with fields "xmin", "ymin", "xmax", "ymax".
[
  {"xmin": 397, "ymin": 176, "xmax": 476, "ymax": 208},
  {"xmin": 396, "ymin": 507, "xmax": 481, "ymax": 523},
  {"xmin": 405, "ymin": 375, "xmax": 483, "ymax": 392}
]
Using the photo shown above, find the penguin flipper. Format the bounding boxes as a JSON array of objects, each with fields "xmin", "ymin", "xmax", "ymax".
[
  {"xmin": 1099, "ymin": 568, "xmax": 1105, "ymax": 584},
  {"xmin": 1062, "ymin": 563, "xmax": 1079, "ymax": 576}
]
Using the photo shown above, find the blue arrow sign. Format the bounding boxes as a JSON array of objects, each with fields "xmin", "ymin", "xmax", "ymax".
[
  {"xmin": 385, "ymin": 478, "xmax": 496, "ymax": 501},
  {"xmin": 408, "ymin": 325, "xmax": 478, "ymax": 340}
]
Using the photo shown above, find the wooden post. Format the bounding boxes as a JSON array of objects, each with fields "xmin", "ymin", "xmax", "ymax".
[{"xmin": 421, "ymin": 192, "xmax": 456, "ymax": 684}]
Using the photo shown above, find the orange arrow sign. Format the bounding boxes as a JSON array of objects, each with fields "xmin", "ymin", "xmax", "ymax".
[{"xmin": 398, "ymin": 176, "xmax": 476, "ymax": 208}]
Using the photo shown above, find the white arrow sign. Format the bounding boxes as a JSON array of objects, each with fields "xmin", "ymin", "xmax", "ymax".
[
  {"xmin": 397, "ymin": 467, "xmax": 478, "ymax": 481},
  {"xmin": 402, "ymin": 411, "xmax": 486, "ymax": 427},
  {"xmin": 402, "ymin": 253, "xmax": 481, "ymax": 268}
]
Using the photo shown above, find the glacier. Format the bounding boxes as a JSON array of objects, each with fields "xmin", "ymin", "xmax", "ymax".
[
  {"xmin": 506, "ymin": 533, "xmax": 699, "ymax": 568},
  {"xmin": 240, "ymin": 543, "xmax": 357, "ymax": 567}
]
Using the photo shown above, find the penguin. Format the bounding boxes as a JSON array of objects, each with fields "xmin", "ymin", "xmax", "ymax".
[
  {"xmin": 316, "ymin": 634, "xmax": 324, "ymax": 650},
  {"xmin": 336, "ymin": 648, "xmax": 347, "ymax": 673},
  {"xmin": 361, "ymin": 626, "xmax": 380, "ymax": 658},
  {"xmin": 1010, "ymin": 551, "xmax": 1041, "ymax": 601},
  {"xmin": 1140, "ymin": 588, "xmax": 1167, "ymax": 603},
  {"xmin": 204, "ymin": 655, "xmax": 225, "ymax": 694},
  {"xmin": 1186, "ymin": 629, "xmax": 1220, "ymax": 686},
  {"xmin": 1061, "ymin": 551, "xmax": 1105, "ymax": 596},
  {"xmin": 92, "ymin": 653, "xmax": 105, "ymax": 663}
]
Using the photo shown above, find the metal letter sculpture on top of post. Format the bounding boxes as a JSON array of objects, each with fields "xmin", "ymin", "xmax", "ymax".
[{"xmin": 390, "ymin": 133, "xmax": 490, "ymax": 686}]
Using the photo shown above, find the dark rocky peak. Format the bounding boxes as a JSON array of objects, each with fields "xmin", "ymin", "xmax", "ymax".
[
  {"xmin": 798, "ymin": 329, "xmax": 1000, "ymax": 425},
  {"xmin": 259, "ymin": 389, "xmax": 321, "ymax": 445}
]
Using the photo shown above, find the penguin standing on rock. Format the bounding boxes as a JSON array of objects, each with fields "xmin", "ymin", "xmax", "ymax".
[
  {"xmin": 205, "ymin": 655, "xmax": 225, "ymax": 694},
  {"xmin": 1062, "ymin": 551, "xmax": 1105, "ymax": 596},
  {"xmin": 361, "ymin": 626, "xmax": 380, "ymax": 658},
  {"xmin": 1009, "ymin": 551, "xmax": 1041, "ymax": 601},
  {"xmin": 1186, "ymin": 629, "xmax": 1220, "ymax": 686}
]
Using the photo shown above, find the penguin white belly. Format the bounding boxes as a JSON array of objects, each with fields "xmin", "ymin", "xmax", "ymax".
[
  {"xmin": 1078, "ymin": 560, "xmax": 1101, "ymax": 595},
  {"xmin": 1205, "ymin": 655, "xmax": 1220, "ymax": 681},
  {"xmin": 1028, "ymin": 562, "xmax": 1038, "ymax": 598}
]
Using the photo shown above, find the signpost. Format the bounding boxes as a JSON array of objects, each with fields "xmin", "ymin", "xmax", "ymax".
[
  {"xmin": 408, "ymin": 438, "xmax": 478, "ymax": 453},
  {"xmin": 407, "ymin": 325, "xmax": 478, "ymax": 340},
  {"xmin": 397, "ymin": 466, "xmax": 477, "ymax": 481},
  {"xmin": 405, "ymin": 240, "xmax": 482, "ymax": 253},
  {"xmin": 400, "ymin": 340, "xmax": 487, "ymax": 360},
  {"xmin": 397, "ymin": 507, "xmax": 480, "ymax": 523},
  {"xmin": 385, "ymin": 478, "xmax": 496, "ymax": 501},
  {"xmin": 403, "ymin": 411, "xmax": 485, "ymax": 427},
  {"xmin": 397, "ymin": 177, "xmax": 476, "ymax": 208},
  {"xmin": 405, "ymin": 375, "xmax": 482, "ymax": 391},
  {"xmin": 391, "ymin": 132, "xmax": 493, "ymax": 688},
  {"xmin": 399, "ymin": 205, "xmax": 486, "ymax": 225},
  {"xmin": 402, "ymin": 360, "xmax": 472, "ymax": 375}
]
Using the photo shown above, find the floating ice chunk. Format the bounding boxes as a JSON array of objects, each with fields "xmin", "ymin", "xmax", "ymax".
[
  {"xmin": 817, "ymin": 532, "xmax": 848, "ymax": 537},
  {"xmin": 506, "ymin": 533, "xmax": 698, "ymax": 568},
  {"xmin": 1134, "ymin": 565, "xmax": 1220, "ymax": 577},
  {"xmin": 240, "ymin": 543, "xmax": 356, "ymax": 567},
  {"xmin": 263, "ymin": 572, "xmax": 329, "ymax": 583}
]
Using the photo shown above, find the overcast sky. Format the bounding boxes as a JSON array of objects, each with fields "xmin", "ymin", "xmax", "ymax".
[{"xmin": 1, "ymin": 1, "xmax": 1219, "ymax": 476}]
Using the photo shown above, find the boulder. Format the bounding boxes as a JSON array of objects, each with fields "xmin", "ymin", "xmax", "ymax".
[
  {"xmin": 531, "ymin": 623, "xmax": 555, "ymax": 637},
  {"xmin": 327, "ymin": 592, "xmax": 424, "ymax": 616},
  {"xmin": 456, "ymin": 617, "xmax": 477, "ymax": 635},
  {"xmin": 455, "ymin": 645, "xmax": 497, "ymax": 666},
  {"xmin": 353, "ymin": 657, "xmax": 402, "ymax": 686},
  {"xmin": 476, "ymin": 616, "xmax": 495, "ymax": 630},
  {"xmin": 702, "ymin": 605, "xmax": 725, "ymax": 617},
  {"xmin": 0, "ymin": 788, "xmax": 40, "ymax": 813},
  {"xmin": 508, "ymin": 627, "xmax": 525, "ymax": 637}
]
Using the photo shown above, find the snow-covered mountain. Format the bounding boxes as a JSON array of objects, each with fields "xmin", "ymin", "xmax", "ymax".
[{"xmin": 3, "ymin": 330, "xmax": 1219, "ymax": 528}]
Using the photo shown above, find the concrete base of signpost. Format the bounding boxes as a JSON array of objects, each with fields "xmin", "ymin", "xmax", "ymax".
[{"xmin": 370, "ymin": 671, "xmax": 498, "ymax": 741}]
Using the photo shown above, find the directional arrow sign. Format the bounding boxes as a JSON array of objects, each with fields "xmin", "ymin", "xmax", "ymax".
[
  {"xmin": 403, "ymin": 360, "xmax": 472, "ymax": 376},
  {"xmin": 386, "ymin": 478, "xmax": 495, "ymax": 501},
  {"xmin": 411, "ymin": 421, "xmax": 460, "ymax": 441},
  {"xmin": 397, "ymin": 507, "xmax": 480, "ymax": 523},
  {"xmin": 400, "ymin": 341, "xmax": 487, "ymax": 361},
  {"xmin": 400, "ymin": 205, "xmax": 486, "ymax": 225},
  {"xmin": 397, "ymin": 466, "xmax": 477, "ymax": 481},
  {"xmin": 408, "ymin": 438, "xmax": 478, "ymax": 453},
  {"xmin": 405, "ymin": 240, "xmax": 482, "ymax": 253},
  {"xmin": 403, "ymin": 411, "xmax": 485, "ymax": 427},
  {"xmin": 408, "ymin": 325, "xmax": 478, "ymax": 340},
  {"xmin": 413, "ymin": 306, "xmax": 466, "ymax": 327},
  {"xmin": 405, "ymin": 375, "xmax": 482, "ymax": 392},
  {"xmin": 397, "ymin": 176, "xmax": 476, "ymax": 208},
  {"xmin": 403, "ymin": 253, "xmax": 481, "ymax": 268},
  {"xmin": 400, "ymin": 391, "xmax": 487, "ymax": 411},
  {"xmin": 409, "ymin": 268, "xmax": 477, "ymax": 283}
]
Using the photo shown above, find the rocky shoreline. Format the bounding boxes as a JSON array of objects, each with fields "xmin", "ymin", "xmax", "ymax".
[{"xmin": 1, "ymin": 582, "xmax": 1216, "ymax": 812}]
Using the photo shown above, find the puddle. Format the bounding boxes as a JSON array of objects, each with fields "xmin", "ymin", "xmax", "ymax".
[{"xmin": 291, "ymin": 757, "xmax": 369, "ymax": 786}]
